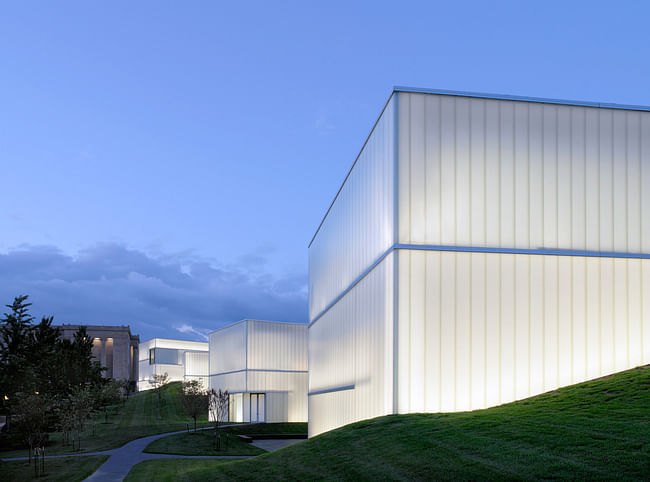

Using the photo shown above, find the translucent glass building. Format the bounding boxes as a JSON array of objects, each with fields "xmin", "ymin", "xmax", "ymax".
[
  {"xmin": 138, "ymin": 338, "xmax": 209, "ymax": 391},
  {"xmin": 209, "ymin": 320, "xmax": 308, "ymax": 423},
  {"xmin": 308, "ymin": 87, "xmax": 650, "ymax": 436}
]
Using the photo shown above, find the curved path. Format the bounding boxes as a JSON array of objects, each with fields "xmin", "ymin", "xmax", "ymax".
[
  {"xmin": 85, "ymin": 426, "xmax": 252, "ymax": 481},
  {"xmin": 2, "ymin": 425, "xmax": 252, "ymax": 482}
]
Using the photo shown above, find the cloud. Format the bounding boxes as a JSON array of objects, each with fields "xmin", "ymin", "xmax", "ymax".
[
  {"xmin": 175, "ymin": 324, "xmax": 211, "ymax": 341},
  {"xmin": 0, "ymin": 243, "xmax": 308, "ymax": 341}
]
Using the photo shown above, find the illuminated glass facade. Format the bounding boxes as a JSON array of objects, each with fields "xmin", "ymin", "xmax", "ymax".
[
  {"xmin": 138, "ymin": 338, "xmax": 209, "ymax": 390},
  {"xmin": 308, "ymin": 88, "xmax": 650, "ymax": 436},
  {"xmin": 209, "ymin": 320, "xmax": 308, "ymax": 423}
]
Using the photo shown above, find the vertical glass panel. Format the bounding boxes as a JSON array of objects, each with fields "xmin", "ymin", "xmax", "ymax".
[
  {"xmin": 250, "ymin": 394, "xmax": 258, "ymax": 423},
  {"xmin": 257, "ymin": 393, "xmax": 266, "ymax": 422}
]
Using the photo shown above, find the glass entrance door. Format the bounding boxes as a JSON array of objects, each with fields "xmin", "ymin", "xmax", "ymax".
[{"xmin": 249, "ymin": 393, "xmax": 266, "ymax": 423}]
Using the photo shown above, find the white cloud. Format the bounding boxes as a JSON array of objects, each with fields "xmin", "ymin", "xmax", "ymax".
[{"xmin": 176, "ymin": 324, "xmax": 211, "ymax": 341}]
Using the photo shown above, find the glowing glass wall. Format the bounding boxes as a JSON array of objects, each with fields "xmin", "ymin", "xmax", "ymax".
[
  {"xmin": 309, "ymin": 97, "xmax": 396, "ymax": 321},
  {"xmin": 137, "ymin": 338, "xmax": 208, "ymax": 391},
  {"xmin": 309, "ymin": 89, "xmax": 650, "ymax": 436},
  {"xmin": 209, "ymin": 320, "xmax": 308, "ymax": 423}
]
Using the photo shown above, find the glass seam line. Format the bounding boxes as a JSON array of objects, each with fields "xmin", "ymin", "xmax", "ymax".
[
  {"xmin": 309, "ymin": 244, "xmax": 650, "ymax": 327},
  {"xmin": 308, "ymin": 384, "xmax": 355, "ymax": 396},
  {"xmin": 210, "ymin": 368, "xmax": 308, "ymax": 377}
]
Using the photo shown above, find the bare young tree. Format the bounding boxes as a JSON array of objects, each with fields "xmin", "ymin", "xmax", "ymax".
[
  {"xmin": 208, "ymin": 388, "xmax": 229, "ymax": 451},
  {"xmin": 180, "ymin": 380, "xmax": 208, "ymax": 432}
]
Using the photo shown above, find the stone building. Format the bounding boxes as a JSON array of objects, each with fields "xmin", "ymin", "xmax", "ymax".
[{"xmin": 57, "ymin": 324, "xmax": 140, "ymax": 383}]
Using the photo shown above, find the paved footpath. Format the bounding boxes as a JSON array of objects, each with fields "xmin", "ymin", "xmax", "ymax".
[{"xmin": 2, "ymin": 425, "xmax": 252, "ymax": 482}]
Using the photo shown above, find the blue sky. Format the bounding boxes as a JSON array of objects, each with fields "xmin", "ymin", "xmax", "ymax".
[{"xmin": 1, "ymin": 1, "xmax": 649, "ymax": 340}]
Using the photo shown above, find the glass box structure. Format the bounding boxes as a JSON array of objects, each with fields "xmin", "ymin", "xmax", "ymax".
[
  {"xmin": 138, "ymin": 338, "xmax": 209, "ymax": 391},
  {"xmin": 308, "ymin": 87, "xmax": 650, "ymax": 436},
  {"xmin": 209, "ymin": 320, "xmax": 308, "ymax": 423}
]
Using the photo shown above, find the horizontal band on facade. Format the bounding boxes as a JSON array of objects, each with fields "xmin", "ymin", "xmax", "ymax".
[
  {"xmin": 309, "ymin": 243, "xmax": 650, "ymax": 326},
  {"xmin": 308, "ymin": 384, "xmax": 355, "ymax": 396},
  {"xmin": 310, "ymin": 246, "xmax": 395, "ymax": 327},
  {"xmin": 209, "ymin": 368, "xmax": 308, "ymax": 377},
  {"xmin": 395, "ymin": 244, "xmax": 650, "ymax": 259}
]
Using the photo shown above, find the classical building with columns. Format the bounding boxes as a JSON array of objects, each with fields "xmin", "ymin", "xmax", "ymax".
[{"xmin": 57, "ymin": 324, "xmax": 140, "ymax": 384}]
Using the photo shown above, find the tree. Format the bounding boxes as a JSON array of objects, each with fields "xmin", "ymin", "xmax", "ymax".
[
  {"xmin": 67, "ymin": 386, "xmax": 94, "ymax": 451},
  {"xmin": 120, "ymin": 379, "xmax": 136, "ymax": 404},
  {"xmin": 151, "ymin": 372, "xmax": 169, "ymax": 408},
  {"xmin": 180, "ymin": 380, "xmax": 208, "ymax": 432},
  {"xmin": 208, "ymin": 388, "xmax": 229, "ymax": 450},
  {"xmin": 94, "ymin": 380, "xmax": 123, "ymax": 423},
  {"xmin": 13, "ymin": 392, "xmax": 51, "ymax": 462},
  {"xmin": 28, "ymin": 315, "xmax": 61, "ymax": 395},
  {"xmin": 48, "ymin": 326, "xmax": 104, "ymax": 397},
  {"xmin": 0, "ymin": 296, "xmax": 36, "ymax": 407},
  {"xmin": 1, "ymin": 296, "xmax": 103, "ymax": 414}
]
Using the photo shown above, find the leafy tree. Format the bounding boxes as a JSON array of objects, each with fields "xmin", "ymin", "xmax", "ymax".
[
  {"xmin": 13, "ymin": 392, "xmax": 51, "ymax": 462},
  {"xmin": 120, "ymin": 379, "xmax": 136, "ymax": 403},
  {"xmin": 51, "ymin": 326, "xmax": 104, "ymax": 394},
  {"xmin": 151, "ymin": 372, "xmax": 170, "ymax": 408},
  {"xmin": 180, "ymin": 380, "xmax": 208, "ymax": 432},
  {"xmin": 66, "ymin": 386, "xmax": 95, "ymax": 451},
  {"xmin": 208, "ymin": 388, "xmax": 229, "ymax": 450},
  {"xmin": 95, "ymin": 380, "xmax": 123, "ymax": 423}
]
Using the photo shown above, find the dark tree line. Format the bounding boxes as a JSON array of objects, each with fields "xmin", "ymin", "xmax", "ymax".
[{"xmin": 0, "ymin": 295, "xmax": 104, "ymax": 418}]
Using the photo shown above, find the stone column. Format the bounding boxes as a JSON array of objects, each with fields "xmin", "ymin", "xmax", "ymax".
[{"xmin": 100, "ymin": 338, "xmax": 106, "ymax": 377}]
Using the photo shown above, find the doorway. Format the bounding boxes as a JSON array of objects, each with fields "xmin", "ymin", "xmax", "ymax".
[{"xmin": 249, "ymin": 393, "xmax": 266, "ymax": 423}]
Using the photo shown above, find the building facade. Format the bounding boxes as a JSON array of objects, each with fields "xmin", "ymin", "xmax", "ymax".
[
  {"xmin": 209, "ymin": 320, "xmax": 308, "ymax": 423},
  {"xmin": 308, "ymin": 87, "xmax": 650, "ymax": 436},
  {"xmin": 138, "ymin": 338, "xmax": 209, "ymax": 391},
  {"xmin": 57, "ymin": 324, "xmax": 140, "ymax": 383}
]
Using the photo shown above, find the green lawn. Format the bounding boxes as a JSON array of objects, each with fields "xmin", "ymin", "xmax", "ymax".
[
  {"xmin": 224, "ymin": 422, "xmax": 307, "ymax": 436},
  {"xmin": 0, "ymin": 455, "xmax": 109, "ymax": 482},
  {"xmin": 127, "ymin": 365, "xmax": 650, "ymax": 481},
  {"xmin": 143, "ymin": 423, "xmax": 307, "ymax": 456},
  {"xmin": 144, "ymin": 429, "xmax": 265, "ymax": 456},
  {"xmin": 0, "ymin": 382, "xmax": 211, "ymax": 458},
  {"xmin": 125, "ymin": 458, "xmax": 233, "ymax": 482}
]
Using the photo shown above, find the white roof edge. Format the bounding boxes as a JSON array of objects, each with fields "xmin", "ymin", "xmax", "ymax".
[
  {"xmin": 393, "ymin": 86, "xmax": 650, "ymax": 112},
  {"xmin": 140, "ymin": 337, "xmax": 209, "ymax": 349}
]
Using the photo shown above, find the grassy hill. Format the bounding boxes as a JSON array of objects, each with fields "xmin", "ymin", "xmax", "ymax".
[
  {"xmin": 0, "ymin": 381, "xmax": 210, "ymax": 457},
  {"xmin": 127, "ymin": 365, "xmax": 650, "ymax": 481}
]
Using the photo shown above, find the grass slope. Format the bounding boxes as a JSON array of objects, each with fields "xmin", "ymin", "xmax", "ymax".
[
  {"xmin": 0, "ymin": 455, "xmax": 109, "ymax": 482},
  {"xmin": 144, "ymin": 423, "xmax": 307, "ymax": 456},
  {"xmin": 0, "ymin": 382, "xmax": 210, "ymax": 458},
  {"xmin": 144, "ymin": 430, "xmax": 265, "ymax": 456},
  {"xmin": 127, "ymin": 365, "xmax": 650, "ymax": 481}
]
